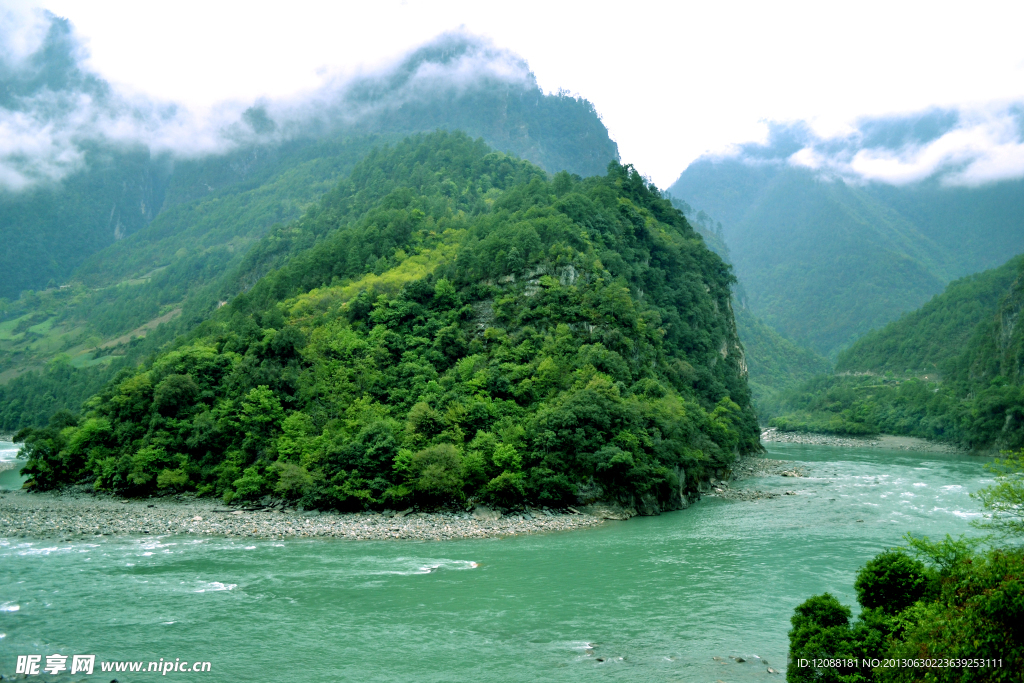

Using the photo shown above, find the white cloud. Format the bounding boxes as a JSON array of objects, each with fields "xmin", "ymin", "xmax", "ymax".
[
  {"xmin": 0, "ymin": 3, "xmax": 49, "ymax": 64},
  {"xmin": 7, "ymin": 1, "xmax": 1024, "ymax": 189},
  {"xmin": 783, "ymin": 107, "xmax": 1024, "ymax": 187}
]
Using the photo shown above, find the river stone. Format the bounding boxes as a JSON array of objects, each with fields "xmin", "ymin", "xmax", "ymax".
[
  {"xmin": 472, "ymin": 505, "xmax": 502, "ymax": 521},
  {"xmin": 579, "ymin": 503, "xmax": 636, "ymax": 520}
]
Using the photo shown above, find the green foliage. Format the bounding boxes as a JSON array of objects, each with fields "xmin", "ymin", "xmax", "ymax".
[
  {"xmin": 0, "ymin": 358, "xmax": 114, "ymax": 432},
  {"xmin": 1, "ymin": 44, "xmax": 619, "ymax": 431},
  {"xmin": 788, "ymin": 538, "xmax": 1024, "ymax": 683},
  {"xmin": 156, "ymin": 468, "xmax": 190, "ymax": 491},
  {"xmin": 0, "ymin": 145, "xmax": 167, "ymax": 301},
  {"xmin": 837, "ymin": 255, "xmax": 1024, "ymax": 376},
  {"xmin": 16, "ymin": 132, "xmax": 757, "ymax": 512},
  {"xmin": 787, "ymin": 594, "xmax": 866, "ymax": 683},
  {"xmin": 410, "ymin": 444, "xmax": 465, "ymax": 499},
  {"xmin": 735, "ymin": 305, "xmax": 831, "ymax": 419},
  {"xmin": 667, "ymin": 194, "xmax": 831, "ymax": 420}
]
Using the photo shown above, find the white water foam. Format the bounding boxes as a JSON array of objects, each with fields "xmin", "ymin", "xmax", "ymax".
[
  {"xmin": 0, "ymin": 602, "xmax": 20, "ymax": 612},
  {"xmin": 350, "ymin": 556, "xmax": 480, "ymax": 576},
  {"xmin": 0, "ymin": 442, "xmax": 21, "ymax": 462},
  {"xmin": 195, "ymin": 581, "xmax": 237, "ymax": 593}
]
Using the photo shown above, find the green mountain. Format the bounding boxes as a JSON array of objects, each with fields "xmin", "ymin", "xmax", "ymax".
[
  {"xmin": 669, "ymin": 136, "xmax": 1024, "ymax": 357},
  {"xmin": 17, "ymin": 133, "xmax": 759, "ymax": 514},
  {"xmin": 0, "ymin": 10, "xmax": 171, "ymax": 301},
  {"xmin": 770, "ymin": 254, "xmax": 1024, "ymax": 449},
  {"xmin": 0, "ymin": 29, "xmax": 619, "ymax": 430}
]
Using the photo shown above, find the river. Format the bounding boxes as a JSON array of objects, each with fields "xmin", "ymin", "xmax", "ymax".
[
  {"xmin": 0, "ymin": 440, "xmax": 22, "ymax": 492},
  {"xmin": 0, "ymin": 442, "xmax": 992, "ymax": 681}
]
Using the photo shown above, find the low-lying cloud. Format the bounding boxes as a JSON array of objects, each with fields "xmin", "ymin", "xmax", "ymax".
[
  {"xmin": 725, "ymin": 106, "xmax": 1024, "ymax": 187},
  {"xmin": 0, "ymin": 9, "xmax": 242, "ymax": 191},
  {"xmin": 0, "ymin": 9, "xmax": 536, "ymax": 192}
]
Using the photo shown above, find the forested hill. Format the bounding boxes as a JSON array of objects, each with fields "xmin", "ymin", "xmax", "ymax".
[
  {"xmin": 18, "ymin": 133, "xmax": 759, "ymax": 515},
  {"xmin": 769, "ymin": 254, "xmax": 1024, "ymax": 450},
  {"xmin": 666, "ymin": 195, "xmax": 831, "ymax": 415}
]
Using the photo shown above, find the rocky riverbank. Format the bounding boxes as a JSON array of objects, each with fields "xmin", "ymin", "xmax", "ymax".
[
  {"xmin": 0, "ymin": 489, "xmax": 605, "ymax": 542},
  {"xmin": 759, "ymin": 428, "xmax": 967, "ymax": 453},
  {"xmin": 702, "ymin": 455, "xmax": 808, "ymax": 502},
  {"xmin": 0, "ymin": 452, "xmax": 816, "ymax": 542}
]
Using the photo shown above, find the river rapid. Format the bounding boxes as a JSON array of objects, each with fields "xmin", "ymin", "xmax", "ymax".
[{"xmin": 1, "ymin": 443, "xmax": 992, "ymax": 681}]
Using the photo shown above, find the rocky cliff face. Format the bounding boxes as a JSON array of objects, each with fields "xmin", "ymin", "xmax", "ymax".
[{"xmin": 998, "ymin": 272, "xmax": 1024, "ymax": 381}]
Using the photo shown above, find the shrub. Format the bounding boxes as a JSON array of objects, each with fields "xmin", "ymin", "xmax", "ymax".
[
  {"xmin": 271, "ymin": 461, "xmax": 314, "ymax": 498},
  {"xmin": 410, "ymin": 444, "xmax": 464, "ymax": 499},
  {"xmin": 156, "ymin": 468, "xmax": 190, "ymax": 491},
  {"xmin": 233, "ymin": 465, "xmax": 268, "ymax": 501},
  {"xmin": 483, "ymin": 470, "xmax": 525, "ymax": 507},
  {"xmin": 152, "ymin": 374, "xmax": 200, "ymax": 416}
]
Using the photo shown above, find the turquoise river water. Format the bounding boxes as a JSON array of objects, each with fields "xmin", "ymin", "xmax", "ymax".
[{"xmin": 1, "ymin": 443, "xmax": 993, "ymax": 681}]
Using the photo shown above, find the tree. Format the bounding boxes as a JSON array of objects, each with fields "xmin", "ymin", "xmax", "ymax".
[
  {"xmin": 853, "ymin": 549, "xmax": 929, "ymax": 614},
  {"xmin": 973, "ymin": 449, "xmax": 1024, "ymax": 537}
]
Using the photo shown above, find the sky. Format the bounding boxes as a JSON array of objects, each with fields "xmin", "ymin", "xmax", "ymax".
[{"xmin": 6, "ymin": 0, "xmax": 1024, "ymax": 188}]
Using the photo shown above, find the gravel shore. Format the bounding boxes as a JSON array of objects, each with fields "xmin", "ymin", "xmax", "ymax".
[
  {"xmin": 760, "ymin": 428, "xmax": 967, "ymax": 453},
  {"xmin": 0, "ymin": 489, "xmax": 605, "ymax": 542}
]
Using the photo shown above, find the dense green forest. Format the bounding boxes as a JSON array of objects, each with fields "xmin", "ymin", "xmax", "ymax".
[
  {"xmin": 734, "ymin": 305, "xmax": 831, "ymax": 415},
  {"xmin": 769, "ymin": 255, "xmax": 1024, "ymax": 450},
  {"xmin": 835, "ymin": 255, "xmax": 1024, "ymax": 376},
  {"xmin": 16, "ymin": 133, "xmax": 759, "ymax": 514},
  {"xmin": 0, "ymin": 31, "xmax": 619, "ymax": 431},
  {"xmin": 669, "ymin": 148, "xmax": 1024, "ymax": 357}
]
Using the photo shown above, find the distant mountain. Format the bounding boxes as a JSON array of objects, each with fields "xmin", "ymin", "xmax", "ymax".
[
  {"xmin": 769, "ymin": 254, "xmax": 1024, "ymax": 450},
  {"xmin": 669, "ymin": 120, "xmax": 1024, "ymax": 357},
  {"xmin": 16, "ymin": 133, "xmax": 758, "ymax": 515},
  {"xmin": 0, "ymin": 21, "xmax": 620, "ymax": 428}
]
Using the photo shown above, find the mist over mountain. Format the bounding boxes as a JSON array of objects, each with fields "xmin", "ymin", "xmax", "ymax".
[
  {"xmin": 0, "ymin": 12, "xmax": 617, "ymax": 301},
  {"xmin": 669, "ymin": 111, "xmax": 1024, "ymax": 356}
]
